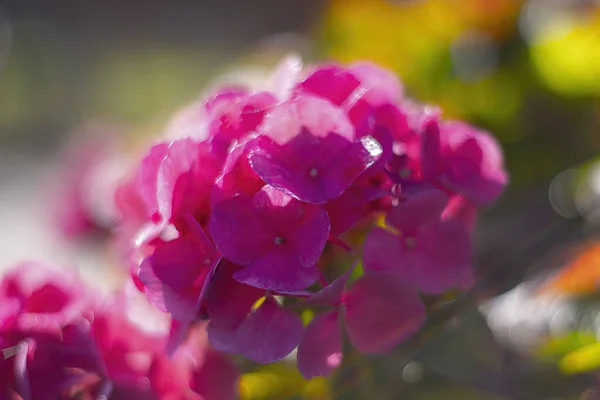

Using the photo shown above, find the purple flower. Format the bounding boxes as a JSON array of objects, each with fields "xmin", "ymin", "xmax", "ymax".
[
  {"xmin": 210, "ymin": 185, "xmax": 330, "ymax": 291},
  {"xmin": 363, "ymin": 188, "xmax": 474, "ymax": 294},
  {"xmin": 297, "ymin": 268, "xmax": 425, "ymax": 379},
  {"xmin": 248, "ymin": 94, "xmax": 383, "ymax": 204}
]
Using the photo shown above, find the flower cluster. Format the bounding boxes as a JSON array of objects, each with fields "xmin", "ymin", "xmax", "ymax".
[
  {"xmin": 118, "ymin": 57, "xmax": 508, "ymax": 379},
  {"xmin": 0, "ymin": 262, "xmax": 238, "ymax": 399}
]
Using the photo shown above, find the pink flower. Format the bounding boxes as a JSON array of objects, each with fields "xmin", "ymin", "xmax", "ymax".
[
  {"xmin": 0, "ymin": 263, "xmax": 103, "ymax": 399},
  {"xmin": 297, "ymin": 268, "xmax": 425, "ymax": 379},
  {"xmin": 421, "ymin": 118, "xmax": 508, "ymax": 205},
  {"xmin": 248, "ymin": 94, "xmax": 383, "ymax": 205},
  {"xmin": 210, "ymin": 185, "xmax": 330, "ymax": 291},
  {"xmin": 113, "ymin": 58, "xmax": 509, "ymax": 377},
  {"xmin": 0, "ymin": 261, "xmax": 239, "ymax": 399},
  {"xmin": 363, "ymin": 188, "xmax": 474, "ymax": 294},
  {"xmin": 0, "ymin": 262, "xmax": 94, "ymax": 332},
  {"xmin": 50, "ymin": 126, "xmax": 126, "ymax": 239}
]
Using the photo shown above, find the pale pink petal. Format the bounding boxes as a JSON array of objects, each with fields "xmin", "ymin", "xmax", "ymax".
[
  {"xmin": 343, "ymin": 272, "xmax": 425, "ymax": 353},
  {"xmin": 136, "ymin": 142, "xmax": 169, "ymax": 219},
  {"xmin": 259, "ymin": 94, "xmax": 354, "ymax": 143},
  {"xmin": 270, "ymin": 54, "xmax": 303, "ymax": 101},
  {"xmin": 297, "ymin": 310, "xmax": 342, "ymax": 379}
]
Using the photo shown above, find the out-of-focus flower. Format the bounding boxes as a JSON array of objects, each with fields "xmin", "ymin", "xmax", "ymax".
[
  {"xmin": 0, "ymin": 262, "xmax": 239, "ymax": 399},
  {"xmin": 50, "ymin": 122, "xmax": 130, "ymax": 240}
]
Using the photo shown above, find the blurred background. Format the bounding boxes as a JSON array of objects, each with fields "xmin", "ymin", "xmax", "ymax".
[{"xmin": 3, "ymin": 0, "xmax": 600, "ymax": 398}]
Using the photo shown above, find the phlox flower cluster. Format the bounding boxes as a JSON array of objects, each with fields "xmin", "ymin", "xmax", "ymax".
[
  {"xmin": 0, "ymin": 262, "xmax": 238, "ymax": 399},
  {"xmin": 116, "ymin": 57, "xmax": 508, "ymax": 379}
]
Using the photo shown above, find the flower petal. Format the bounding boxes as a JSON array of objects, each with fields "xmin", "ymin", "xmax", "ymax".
[
  {"xmin": 235, "ymin": 297, "xmax": 304, "ymax": 363},
  {"xmin": 297, "ymin": 310, "xmax": 342, "ymax": 379},
  {"xmin": 413, "ymin": 220, "xmax": 473, "ymax": 294},
  {"xmin": 233, "ymin": 246, "xmax": 320, "ymax": 292},
  {"xmin": 343, "ymin": 272, "xmax": 425, "ymax": 353},
  {"xmin": 320, "ymin": 136, "xmax": 382, "ymax": 201},
  {"xmin": 386, "ymin": 187, "xmax": 447, "ymax": 234},
  {"xmin": 362, "ymin": 227, "xmax": 406, "ymax": 275},
  {"xmin": 205, "ymin": 261, "xmax": 264, "ymax": 329},
  {"xmin": 259, "ymin": 94, "xmax": 354, "ymax": 143},
  {"xmin": 301, "ymin": 265, "xmax": 354, "ymax": 307},
  {"xmin": 191, "ymin": 348, "xmax": 239, "ymax": 400},
  {"xmin": 296, "ymin": 65, "xmax": 360, "ymax": 106},
  {"xmin": 210, "ymin": 195, "xmax": 273, "ymax": 265}
]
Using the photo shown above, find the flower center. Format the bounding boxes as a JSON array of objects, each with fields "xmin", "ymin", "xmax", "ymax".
[
  {"xmin": 405, "ymin": 237, "xmax": 417, "ymax": 249},
  {"xmin": 309, "ymin": 168, "xmax": 319, "ymax": 178},
  {"xmin": 274, "ymin": 237, "xmax": 286, "ymax": 245}
]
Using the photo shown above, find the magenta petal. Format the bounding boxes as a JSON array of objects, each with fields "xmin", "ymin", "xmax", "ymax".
[
  {"xmin": 343, "ymin": 272, "xmax": 425, "ymax": 353},
  {"xmin": 235, "ymin": 297, "xmax": 304, "ymax": 363},
  {"xmin": 138, "ymin": 260, "xmax": 197, "ymax": 321},
  {"xmin": 191, "ymin": 349, "xmax": 239, "ymax": 400},
  {"xmin": 138, "ymin": 237, "xmax": 211, "ymax": 320},
  {"xmin": 413, "ymin": 221, "xmax": 473, "ymax": 294},
  {"xmin": 420, "ymin": 117, "xmax": 442, "ymax": 180},
  {"xmin": 207, "ymin": 323, "xmax": 242, "ymax": 354},
  {"xmin": 302, "ymin": 265, "xmax": 354, "ymax": 307},
  {"xmin": 442, "ymin": 136, "xmax": 506, "ymax": 205},
  {"xmin": 320, "ymin": 136, "xmax": 383, "ymax": 200},
  {"xmin": 297, "ymin": 310, "xmax": 342, "ymax": 379},
  {"xmin": 249, "ymin": 133, "xmax": 380, "ymax": 204},
  {"xmin": 205, "ymin": 261, "xmax": 264, "ymax": 329},
  {"xmin": 212, "ymin": 141, "xmax": 264, "ymax": 205},
  {"xmin": 233, "ymin": 246, "xmax": 320, "ymax": 291},
  {"xmin": 296, "ymin": 65, "xmax": 360, "ymax": 106},
  {"xmin": 210, "ymin": 195, "xmax": 273, "ymax": 264},
  {"xmin": 289, "ymin": 205, "xmax": 330, "ymax": 270},
  {"xmin": 362, "ymin": 228, "xmax": 406, "ymax": 275},
  {"xmin": 248, "ymin": 135, "xmax": 325, "ymax": 204},
  {"xmin": 386, "ymin": 188, "xmax": 447, "ymax": 234}
]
